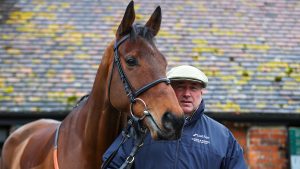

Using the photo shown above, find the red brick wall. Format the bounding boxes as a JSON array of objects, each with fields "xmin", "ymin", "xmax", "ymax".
[
  {"xmin": 247, "ymin": 126, "xmax": 288, "ymax": 169},
  {"xmin": 224, "ymin": 122, "xmax": 249, "ymax": 162},
  {"xmin": 225, "ymin": 122, "xmax": 289, "ymax": 169}
]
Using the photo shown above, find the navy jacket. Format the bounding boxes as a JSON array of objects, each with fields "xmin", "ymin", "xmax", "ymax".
[{"xmin": 103, "ymin": 101, "xmax": 247, "ymax": 169}]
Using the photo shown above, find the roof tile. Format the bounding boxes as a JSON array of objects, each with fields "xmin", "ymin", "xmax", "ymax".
[{"xmin": 0, "ymin": 0, "xmax": 299, "ymax": 113}]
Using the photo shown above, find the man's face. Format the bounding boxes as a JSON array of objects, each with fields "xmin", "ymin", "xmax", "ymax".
[{"xmin": 171, "ymin": 80, "xmax": 203, "ymax": 116}]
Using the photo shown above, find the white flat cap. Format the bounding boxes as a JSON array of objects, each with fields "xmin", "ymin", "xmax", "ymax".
[{"xmin": 167, "ymin": 65, "xmax": 208, "ymax": 88}]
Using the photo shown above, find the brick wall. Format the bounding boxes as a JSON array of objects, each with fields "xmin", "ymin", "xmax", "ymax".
[
  {"xmin": 224, "ymin": 122, "xmax": 249, "ymax": 162},
  {"xmin": 225, "ymin": 123, "xmax": 289, "ymax": 169},
  {"xmin": 248, "ymin": 126, "xmax": 288, "ymax": 169}
]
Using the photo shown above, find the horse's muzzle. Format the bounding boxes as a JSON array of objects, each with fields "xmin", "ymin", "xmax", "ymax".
[{"xmin": 159, "ymin": 112, "xmax": 185, "ymax": 140}]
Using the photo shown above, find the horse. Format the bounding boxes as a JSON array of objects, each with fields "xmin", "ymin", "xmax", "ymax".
[{"xmin": 0, "ymin": 1, "xmax": 185, "ymax": 169}]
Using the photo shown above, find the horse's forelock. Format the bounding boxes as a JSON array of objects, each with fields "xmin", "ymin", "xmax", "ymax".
[{"xmin": 130, "ymin": 24, "xmax": 154, "ymax": 42}]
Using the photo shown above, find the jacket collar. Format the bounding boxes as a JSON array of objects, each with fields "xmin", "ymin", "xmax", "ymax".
[{"xmin": 185, "ymin": 100, "xmax": 205, "ymax": 125}]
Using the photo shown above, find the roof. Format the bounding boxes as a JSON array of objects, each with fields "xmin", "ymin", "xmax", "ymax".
[{"xmin": 0, "ymin": 0, "xmax": 299, "ymax": 114}]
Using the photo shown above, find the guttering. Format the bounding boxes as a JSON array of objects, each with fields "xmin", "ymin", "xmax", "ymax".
[
  {"xmin": 206, "ymin": 112, "xmax": 300, "ymax": 126},
  {"xmin": 0, "ymin": 111, "xmax": 300, "ymax": 126}
]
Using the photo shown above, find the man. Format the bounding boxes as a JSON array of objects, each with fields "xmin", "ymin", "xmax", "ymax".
[{"xmin": 103, "ymin": 65, "xmax": 247, "ymax": 169}]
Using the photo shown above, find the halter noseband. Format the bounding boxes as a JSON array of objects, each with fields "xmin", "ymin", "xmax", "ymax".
[{"xmin": 110, "ymin": 34, "xmax": 170, "ymax": 117}]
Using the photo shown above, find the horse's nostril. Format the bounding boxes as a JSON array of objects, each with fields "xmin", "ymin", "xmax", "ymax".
[{"xmin": 162, "ymin": 112, "xmax": 184, "ymax": 131}]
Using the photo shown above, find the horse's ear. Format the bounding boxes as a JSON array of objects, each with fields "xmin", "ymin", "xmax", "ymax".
[
  {"xmin": 116, "ymin": 1, "xmax": 135, "ymax": 38},
  {"xmin": 145, "ymin": 6, "xmax": 161, "ymax": 37}
]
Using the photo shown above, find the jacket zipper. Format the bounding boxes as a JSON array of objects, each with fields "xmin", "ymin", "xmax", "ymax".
[
  {"xmin": 174, "ymin": 138, "xmax": 179, "ymax": 169},
  {"xmin": 174, "ymin": 118, "xmax": 189, "ymax": 169}
]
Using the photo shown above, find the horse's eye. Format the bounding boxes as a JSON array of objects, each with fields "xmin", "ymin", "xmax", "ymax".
[{"xmin": 125, "ymin": 57, "xmax": 138, "ymax": 66}]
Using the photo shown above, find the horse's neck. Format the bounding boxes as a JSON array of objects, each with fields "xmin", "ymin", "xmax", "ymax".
[
  {"xmin": 60, "ymin": 46, "xmax": 124, "ymax": 165},
  {"xmin": 84, "ymin": 63, "xmax": 123, "ymax": 153}
]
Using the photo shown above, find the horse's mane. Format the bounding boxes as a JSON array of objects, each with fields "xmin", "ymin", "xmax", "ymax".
[{"xmin": 73, "ymin": 94, "xmax": 89, "ymax": 109}]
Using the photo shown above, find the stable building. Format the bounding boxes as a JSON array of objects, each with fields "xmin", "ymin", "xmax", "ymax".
[{"xmin": 1, "ymin": 0, "xmax": 300, "ymax": 168}]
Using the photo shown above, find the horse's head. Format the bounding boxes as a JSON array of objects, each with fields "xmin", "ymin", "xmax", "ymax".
[{"xmin": 107, "ymin": 1, "xmax": 184, "ymax": 140}]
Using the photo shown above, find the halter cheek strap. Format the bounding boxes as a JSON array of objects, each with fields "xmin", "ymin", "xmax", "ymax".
[
  {"xmin": 111, "ymin": 34, "xmax": 170, "ymax": 125},
  {"xmin": 111, "ymin": 34, "xmax": 170, "ymax": 104}
]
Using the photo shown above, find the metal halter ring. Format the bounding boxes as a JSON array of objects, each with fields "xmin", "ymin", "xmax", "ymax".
[
  {"xmin": 126, "ymin": 156, "xmax": 135, "ymax": 164},
  {"xmin": 130, "ymin": 98, "xmax": 150, "ymax": 121}
]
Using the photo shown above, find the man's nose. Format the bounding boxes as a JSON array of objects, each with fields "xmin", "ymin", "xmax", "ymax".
[{"xmin": 183, "ymin": 89, "xmax": 191, "ymax": 97}]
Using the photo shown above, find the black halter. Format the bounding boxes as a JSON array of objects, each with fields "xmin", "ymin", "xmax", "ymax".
[{"xmin": 110, "ymin": 34, "xmax": 170, "ymax": 104}]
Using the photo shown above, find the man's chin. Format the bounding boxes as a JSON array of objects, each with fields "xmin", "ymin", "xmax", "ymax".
[{"xmin": 182, "ymin": 107, "xmax": 194, "ymax": 115}]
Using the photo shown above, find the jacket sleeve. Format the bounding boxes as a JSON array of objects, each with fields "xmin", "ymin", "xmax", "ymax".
[
  {"xmin": 102, "ymin": 133, "xmax": 134, "ymax": 169},
  {"xmin": 222, "ymin": 131, "xmax": 248, "ymax": 169}
]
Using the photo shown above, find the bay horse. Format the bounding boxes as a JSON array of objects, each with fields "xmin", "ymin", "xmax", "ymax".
[{"xmin": 0, "ymin": 1, "xmax": 185, "ymax": 169}]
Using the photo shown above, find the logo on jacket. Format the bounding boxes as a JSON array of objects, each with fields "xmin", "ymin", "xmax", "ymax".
[{"xmin": 191, "ymin": 133, "xmax": 210, "ymax": 144}]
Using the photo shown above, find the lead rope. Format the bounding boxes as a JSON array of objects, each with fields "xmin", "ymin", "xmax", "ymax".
[
  {"xmin": 119, "ymin": 125, "xmax": 147, "ymax": 169},
  {"xmin": 53, "ymin": 123, "xmax": 61, "ymax": 169},
  {"xmin": 101, "ymin": 119, "xmax": 133, "ymax": 169},
  {"xmin": 101, "ymin": 118, "xmax": 147, "ymax": 169}
]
